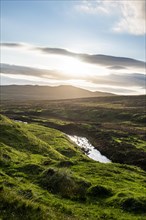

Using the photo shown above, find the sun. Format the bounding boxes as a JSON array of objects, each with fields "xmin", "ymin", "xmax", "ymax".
[
  {"xmin": 58, "ymin": 56, "xmax": 92, "ymax": 78},
  {"xmin": 57, "ymin": 56, "xmax": 109, "ymax": 78}
]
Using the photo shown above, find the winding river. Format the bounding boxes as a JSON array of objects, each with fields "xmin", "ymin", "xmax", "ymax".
[
  {"xmin": 67, "ymin": 135, "xmax": 111, "ymax": 163},
  {"xmin": 14, "ymin": 119, "xmax": 111, "ymax": 163}
]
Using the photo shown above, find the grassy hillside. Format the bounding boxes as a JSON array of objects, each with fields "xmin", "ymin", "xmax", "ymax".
[
  {"xmin": 1, "ymin": 95, "xmax": 146, "ymax": 170},
  {"xmin": 0, "ymin": 114, "xmax": 146, "ymax": 219}
]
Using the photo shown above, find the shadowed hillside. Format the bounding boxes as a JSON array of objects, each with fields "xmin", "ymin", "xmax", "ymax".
[{"xmin": 0, "ymin": 85, "xmax": 115, "ymax": 101}]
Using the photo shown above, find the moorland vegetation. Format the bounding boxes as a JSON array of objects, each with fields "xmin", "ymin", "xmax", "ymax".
[{"xmin": 0, "ymin": 95, "xmax": 146, "ymax": 219}]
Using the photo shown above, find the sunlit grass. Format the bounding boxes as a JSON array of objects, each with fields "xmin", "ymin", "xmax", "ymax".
[{"xmin": 0, "ymin": 114, "xmax": 146, "ymax": 219}]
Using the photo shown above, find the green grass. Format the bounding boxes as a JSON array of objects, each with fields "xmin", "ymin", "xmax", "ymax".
[
  {"xmin": 0, "ymin": 114, "xmax": 146, "ymax": 219},
  {"xmin": 26, "ymin": 123, "xmax": 85, "ymax": 159}
]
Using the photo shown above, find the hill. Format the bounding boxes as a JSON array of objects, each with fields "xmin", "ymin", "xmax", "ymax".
[
  {"xmin": 0, "ymin": 114, "xmax": 146, "ymax": 219},
  {"xmin": 0, "ymin": 85, "xmax": 114, "ymax": 101}
]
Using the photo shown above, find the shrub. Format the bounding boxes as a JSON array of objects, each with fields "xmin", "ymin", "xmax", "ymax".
[
  {"xmin": 87, "ymin": 185, "xmax": 113, "ymax": 198},
  {"xmin": 18, "ymin": 164, "xmax": 43, "ymax": 175},
  {"xmin": 121, "ymin": 197, "xmax": 146, "ymax": 213},
  {"xmin": 57, "ymin": 160, "xmax": 74, "ymax": 167},
  {"xmin": 38, "ymin": 168, "xmax": 91, "ymax": 200}
]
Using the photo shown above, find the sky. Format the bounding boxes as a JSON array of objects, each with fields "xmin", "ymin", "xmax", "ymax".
[{"xmin": 1, "ymin": 0, "xmax": 146, "ymax": 95}]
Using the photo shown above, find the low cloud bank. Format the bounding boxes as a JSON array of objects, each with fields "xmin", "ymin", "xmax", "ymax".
[
  {"xmin": 1, "ymin": 43, "xmax": 145, "ymax": 71},
  {"xmin": 1, "ymin": 63, "xmax": 145, "ymax": 91}
]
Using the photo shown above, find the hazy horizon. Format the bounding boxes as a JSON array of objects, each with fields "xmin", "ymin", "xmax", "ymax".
[{"xmin": 1, "ymin": 0, "xmax": 146, "ymax": 95}]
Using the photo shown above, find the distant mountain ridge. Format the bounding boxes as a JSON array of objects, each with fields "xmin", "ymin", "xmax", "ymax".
[{"xmin": 0, "ymin": 85, "xmax": 115, "ymax": 100}]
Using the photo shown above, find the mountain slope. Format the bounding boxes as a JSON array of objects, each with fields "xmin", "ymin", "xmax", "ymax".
[{"xmin": 0, "ymin": 85, "xmax": 115, "ymax": 100}]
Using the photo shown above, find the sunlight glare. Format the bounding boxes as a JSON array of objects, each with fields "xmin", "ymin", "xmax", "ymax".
[
  {"xmin": 57, "ymin": 56, "xmax": 109, "ymax": 78},
  {"xmin": 58, "ymin": 57, "xmax": 90, "ymax": 77}
]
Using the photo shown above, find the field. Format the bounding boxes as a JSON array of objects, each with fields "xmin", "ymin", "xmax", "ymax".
[{"xmin": 0, "ymin": 95, "xmax": 146, "ymax": 219}]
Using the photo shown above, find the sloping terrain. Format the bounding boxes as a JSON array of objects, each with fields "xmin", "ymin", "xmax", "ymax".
[
  {"xmin": 2, "ymin": 95, "xmax": 146, "ymax": 170},
  {"xmin": 0, "ymin": 85, "xmax": 114, "ymax": 101},
  {"xmin": 0, "ymin": 115, "xmax": 146, "ymax": 220}
]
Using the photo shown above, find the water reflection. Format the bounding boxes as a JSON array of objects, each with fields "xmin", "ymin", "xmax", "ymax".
[
  {"xmin": 67, "ymin": 135, "xmax": 111, "ymax": 163},
  {"xmin": 14, "ymin": 120, "xmax": 28, "ymax": 124}
]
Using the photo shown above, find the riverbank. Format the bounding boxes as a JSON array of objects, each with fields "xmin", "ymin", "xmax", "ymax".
[{"xmin": 1, "ymin": 114, "xmax": 146, "ymax": 220}]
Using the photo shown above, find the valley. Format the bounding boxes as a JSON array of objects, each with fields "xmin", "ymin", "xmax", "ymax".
[{"xmin": 0, "ymin": 95, "xmax": 146, "ymax": 219}]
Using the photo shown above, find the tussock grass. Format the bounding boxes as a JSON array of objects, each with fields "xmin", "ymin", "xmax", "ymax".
[
  {"xmin": 0, "ymin": 114, "xmax": 146, "ymax": 220},
  {"xmin": 38, "ymin": 167, "xmax": 91, "ymax": 200}
]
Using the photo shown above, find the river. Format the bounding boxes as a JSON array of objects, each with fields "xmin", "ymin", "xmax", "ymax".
[
  {"xmin": 14, "ymin": 120, "xmax": 28, "ymax": 124},
  {"xmin": 14, "ymin": 119, "xmax": 111, "ymax": 163},
  {"xmin": 67, "ymin": 135, "xmax": 111, "ymax": 163}
]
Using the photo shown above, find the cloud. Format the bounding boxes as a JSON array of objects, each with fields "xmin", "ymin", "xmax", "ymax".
[
  {"xmin": 0, "ymin": 42, "xmax": 26, "ymax": 48},
  {"xmin": 1, "ymin": 63, "xmax": 145, "ymax": 92},
  {"xmin": 0, "ymin": 63, "xmax": 68, "ymax": 80},
  {"xmin": 1, "ymin": 43, "xmax": 145, "ymax": 71},
  {"xmin": 1, "ymin": 42, "xmax": 145, "ymax": 72},
  {"xmin": 108, "ymin": 66, "xmax": 127, "ymax": 70},
  {"xmin": 36, "ymin": 47, "xmax": 80, "ymax": 58},
  {"xmin": 113, "ymin": 1, "xmax": 146, "ymax": 35},
  {"xmin": 89, "ymin": 73, "xmax": 146, "ymax": 88},
  {"xmin": 35, "ymin": 47, "xmax": 145, "ymax": 71},
  {"xmin": 81, "ymin": 54, "xmax": 145, "ymax": 70},
  {"xmin": 75, "ymin": 0, "xmax": 110, "ymax": 15},
  {"xmin": 75, "ymin": 0, "xmax": 146, "ymax": 35},
  {"xmin": 95, "ymin": 86, "xmax": 140, "ymax": 95},
  {"xmin": 1, "ymin": 75, "xmax": 41, "ymax": 85}
]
